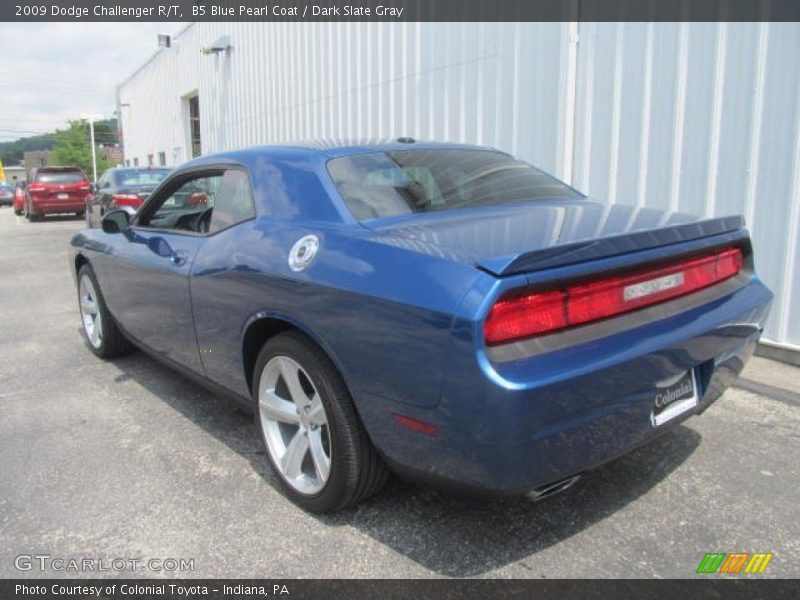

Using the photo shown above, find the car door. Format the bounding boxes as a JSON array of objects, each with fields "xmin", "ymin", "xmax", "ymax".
[
  {"xmin": 104, "ymin": 169, "xmax": 224, "ymax": 374},
  {"xmin": 189, "ymin": 169, "xmax": 259, "ymax": 395}
]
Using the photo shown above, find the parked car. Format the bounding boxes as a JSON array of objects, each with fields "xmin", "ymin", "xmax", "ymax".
[
  {"xmin": 13, "ymin": 184, "xmax": 25, "ymax": 215},
  {"xmin": 25, "ymin": 166, "xmax": 91, "ymax": 221},
  {"xmin": 0, "ymin": 182, "xmax": 13, "ymax": 207},
  {"xmin": 69, "ymin": 140, "xmax": 773, "ymax": 512},
  {"xmin": 85, "ymin": 167, "xmax": 172, "ymax": 227}
]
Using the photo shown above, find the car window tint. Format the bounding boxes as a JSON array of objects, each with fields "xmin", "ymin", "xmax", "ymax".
[
  {"xmin": 327, "ymin": 149, "xmax": 582, "ymax": 220},
  {"xmin": 114, "ymin": 169, "xmax": 171, "ymax": 187},
  {"xmin": 35, "ymin": 171, "xmax": 85, "ymax": 184},
  {"xmin": 208, "ymin": 170, "xmax": 255, "ymax": 233}
]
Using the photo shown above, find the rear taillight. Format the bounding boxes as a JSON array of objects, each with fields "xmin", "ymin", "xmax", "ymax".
[
  {"xmin": 112, "ymin": 194, "xmax": 142, "ymax": 208},
  {"xmin": 77, "ymin": 182, "xmax": 91, "ymax": 191},
  {"xmin": 484, "ymin": 247, "xmax": 743, "ymax": 345},
  {"xmin": 27, "ymin": 183, "xmax": 45, "ymax": 193}
]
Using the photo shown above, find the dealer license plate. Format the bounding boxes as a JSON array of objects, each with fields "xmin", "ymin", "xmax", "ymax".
[
  {"xmin": 650, "ymin": 369, "xmax": 698, "ymax": 427},
  {"xmin": 57, "ymin": 193, "xmax": 69, "ymax": 200}
]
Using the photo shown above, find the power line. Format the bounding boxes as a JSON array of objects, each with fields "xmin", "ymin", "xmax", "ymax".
[
  {"xmin": 0, "ymin": 85, "xmax": 113, "ymax": 99},
  {"xmin": 0, "ymin": 71, "xmax": 115, "ymax": 93}
]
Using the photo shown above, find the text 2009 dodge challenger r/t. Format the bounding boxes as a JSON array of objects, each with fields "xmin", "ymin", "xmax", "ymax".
[{"xmin": 69, "ymin": 140, "xmax": 772, "ymax": 512}]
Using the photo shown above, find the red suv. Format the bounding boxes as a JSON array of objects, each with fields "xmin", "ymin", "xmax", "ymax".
[{"xmin": 25, "ymin": 167, "xmax": 91, "ymax": 221}]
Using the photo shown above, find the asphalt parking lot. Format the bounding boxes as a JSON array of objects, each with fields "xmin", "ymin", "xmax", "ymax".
[{"xmin": 0, "ymin": 207, "xmax": 798, "ymax": 579}]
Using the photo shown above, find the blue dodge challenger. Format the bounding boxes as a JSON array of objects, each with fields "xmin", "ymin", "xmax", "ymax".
[{"xmin": 69, "ymin": 140, "xmax": 772, "ymax": 512}]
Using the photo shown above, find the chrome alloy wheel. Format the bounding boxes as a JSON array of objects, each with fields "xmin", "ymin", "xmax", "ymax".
[
  {"xmin": 259, "ymin": 356, "xmax": 331, "ymax": 495},
  {"xmin": 79, "ymin": 274, "xmax": 103, "ymax": 349}
]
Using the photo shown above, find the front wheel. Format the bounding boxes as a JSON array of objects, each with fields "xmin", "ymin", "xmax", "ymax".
[
  {"xmin": 253, "ymin": 331, "xmax": 389, "ymax": 512},
  {"xmin": 77, "ymin": 265, "xmax": 133, "ymax": 359}
]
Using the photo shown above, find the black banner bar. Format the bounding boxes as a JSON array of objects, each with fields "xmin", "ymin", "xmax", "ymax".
[
  {"xmin": 4, "ymin": 0, "xmax": 800, "ymax": 22},
  {"xmin": 2, "ymin": 579, "xmax": 799, "ymax": 600}
]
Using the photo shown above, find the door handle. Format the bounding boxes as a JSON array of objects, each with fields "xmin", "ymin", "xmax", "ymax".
[{"xmin": 171, "ymin": 250, "xmax": 190, "ymax": 266}]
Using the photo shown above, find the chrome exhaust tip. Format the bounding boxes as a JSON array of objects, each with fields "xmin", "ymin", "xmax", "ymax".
[{"xmin": 527, "ymin": 474, "xmax": 582, "ymax": 501}]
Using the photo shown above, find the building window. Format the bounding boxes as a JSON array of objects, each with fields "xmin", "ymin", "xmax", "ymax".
[
  {"xmin": 125, "ymin": 159, "xmax": 130, "ymax": 167},
  {"xmin": 159, "ymin": 152, "xmax": 166, "ymax": 166},
  {"xmin": 188, "ymin": 95, "xmax": 201, "ymax": 158},
  {"xmin": 133, "ymin": 158, "xmax": 139, "ymax": 167}
]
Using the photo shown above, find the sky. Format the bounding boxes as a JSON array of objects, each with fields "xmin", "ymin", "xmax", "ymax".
[{"xmin": 0, "ymin": 23, "xmax": 185, "ymax": 143}]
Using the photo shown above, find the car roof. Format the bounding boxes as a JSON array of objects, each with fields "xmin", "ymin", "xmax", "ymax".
[{"xmin": 182, "ymin": 139, "xmax": 507, "ymax": 167}]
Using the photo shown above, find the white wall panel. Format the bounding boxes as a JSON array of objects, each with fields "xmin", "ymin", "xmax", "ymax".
[
  {"xmin": 118, "ymin": 21, "xmax": 800, "ymax": 348},
  {"xmin": 572, "ymin": 22, "xmax": 800, "ymax": 348}
]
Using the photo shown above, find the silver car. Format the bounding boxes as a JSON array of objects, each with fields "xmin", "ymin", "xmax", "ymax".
[{"xmin": 0, "ymin": 182, "xmax": 14, "ymax": 206}]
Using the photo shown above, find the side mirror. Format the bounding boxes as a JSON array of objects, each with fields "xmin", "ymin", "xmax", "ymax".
[
  {"xmin": 90, "ymin": 183, "xmax": 98, "ymax": 193},
  {"xmin": 101, "ymin": 210, "xmax": 130, "ymax": 234}
]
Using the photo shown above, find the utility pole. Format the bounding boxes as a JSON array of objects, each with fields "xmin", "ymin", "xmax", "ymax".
[{"xmin": 80, "ymin": 113, "xmax": 103, "ymax": 182}]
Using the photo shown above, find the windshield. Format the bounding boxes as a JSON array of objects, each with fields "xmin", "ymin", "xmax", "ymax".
[
  {"xmin": 327, "ymin": 149, "xmax": 582, "ymax": 221},
  {"xmin": 113, "ymin": 169, "xmax": 170, "ymax": 187},
  {"xmin": 35, "ymin": 170, "xmax": 86, "ymax": 184}
]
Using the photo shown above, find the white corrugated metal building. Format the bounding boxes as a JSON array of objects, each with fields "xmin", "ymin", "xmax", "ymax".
[{"xmin": 117, "ymin": 22, "xmax": 800, "ymax": 357}]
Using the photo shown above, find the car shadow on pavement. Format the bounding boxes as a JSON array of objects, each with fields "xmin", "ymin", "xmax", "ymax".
[
  {"xmin": 26, "ymin": 215, "xmax": 84, "ymax": 223},
  {"xmin": 106, "ymin": 346, "xmax": 701, "ymax": 577}
]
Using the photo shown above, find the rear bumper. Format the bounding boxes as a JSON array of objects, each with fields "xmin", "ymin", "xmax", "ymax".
[
  {"xmin": 359, "ymin": 277, "xmax": 773, "ymax": 496},
  {"xmin": 30, "ymin": 200, "xmax": 85, "ymax": 214}
]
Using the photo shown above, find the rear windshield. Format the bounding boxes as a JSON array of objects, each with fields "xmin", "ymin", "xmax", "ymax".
[
  {"xmin": 113, "ymin": 169, "xmax": 170, "ymax": 187},
  {"xmin": 327, "ymin": 149, "xmax": 582, "ymax": 220},
  {"xmin": 35, "ymin": 170, "xmax": 86, "ymax": 184}
]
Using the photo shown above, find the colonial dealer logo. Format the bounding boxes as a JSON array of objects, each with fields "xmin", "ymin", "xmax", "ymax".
[{"xmin": 654, "ymin": 379, "xmax": 694, "ymax": 408}]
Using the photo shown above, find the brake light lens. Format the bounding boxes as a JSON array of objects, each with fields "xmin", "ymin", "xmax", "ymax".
[
  {"xmin": 112, "ymin": 194, "xmax": 143, "ymax": 208},
  {"xmin": 27, "ymin": 183, "xmax": 45, "ymax": 192},
  {"xmin": 484, "ymin": 247, "xmax": 743, "ymax": 345}
]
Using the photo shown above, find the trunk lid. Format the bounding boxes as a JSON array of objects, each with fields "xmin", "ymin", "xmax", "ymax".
[{"xmin": 365, "ymin": 200, "xmax": 744, "ymax": 276}]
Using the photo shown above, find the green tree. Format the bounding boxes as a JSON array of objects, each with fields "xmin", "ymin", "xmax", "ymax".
[{"xmin": 51, "ymin": 120, "xmax": 114, "ymax": 181}]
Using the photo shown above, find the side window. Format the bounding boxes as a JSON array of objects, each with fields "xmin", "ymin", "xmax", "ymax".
[
  {"xmin": 208, "ymin": 170, "xmax": 256, "ymax": 233},
  {"xmin": 139, "ymin": 172, "xmax": 223, "ymax": 232}
]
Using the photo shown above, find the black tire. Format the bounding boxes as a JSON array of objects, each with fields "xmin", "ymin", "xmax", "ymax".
[
  {"xmin": 77, "ymin": 264, "xmax": 134, "ymax": 359},
  {"xmin": 14, "ymin": 208, "xmax": 22, "ymax": 216},
  {"xmin": 253, "ymin": 331, "xmax": 389, "ymax": 512}
]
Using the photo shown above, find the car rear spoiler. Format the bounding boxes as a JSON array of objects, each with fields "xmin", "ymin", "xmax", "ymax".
[{"xmin": 476, "ymin": 215, "xmax": 746, "ymax": 276}]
